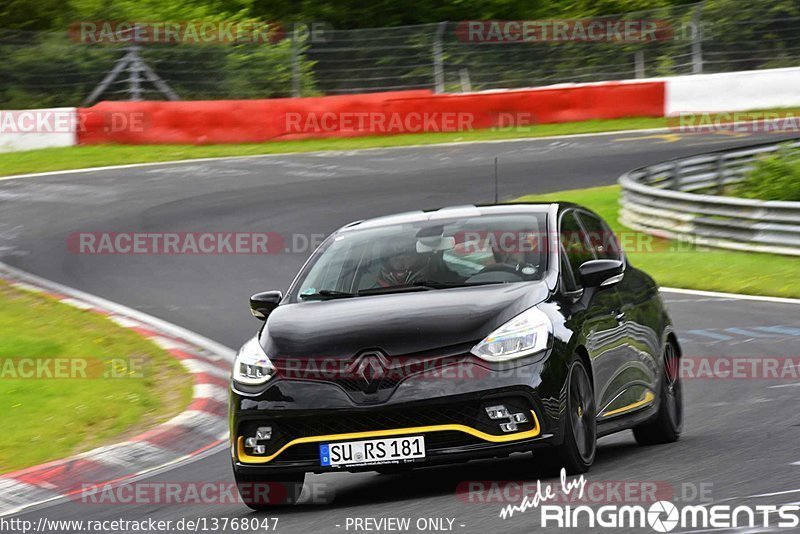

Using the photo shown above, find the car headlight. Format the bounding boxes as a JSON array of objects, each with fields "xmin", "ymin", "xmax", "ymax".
[
  {"xmin": 471, "ymin": 307, "xmax": 552, "ymax": 362},
  {"xmin": 233, "ymin": 336, "xmax": 275, "ymax": 385}
]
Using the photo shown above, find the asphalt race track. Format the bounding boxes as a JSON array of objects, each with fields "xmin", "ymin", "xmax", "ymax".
[{"xmin": 3, "ymin": 130, "xmax": 800, "ymax": 534}]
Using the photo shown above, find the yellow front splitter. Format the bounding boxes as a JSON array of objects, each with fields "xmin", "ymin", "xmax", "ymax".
[{"xmin": 237, "ymin": 410, "xmax": 541, "ymax": 464}]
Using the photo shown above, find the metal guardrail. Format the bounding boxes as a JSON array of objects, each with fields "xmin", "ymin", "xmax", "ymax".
[{"xmin": 618, "ymin": 138, "xmax": 800, "ymax": 256}]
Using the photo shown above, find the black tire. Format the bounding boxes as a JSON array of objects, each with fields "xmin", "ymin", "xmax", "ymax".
[
  {"xmin": 234, "ymin": 471, "xmax": 306, "ymax": 510},
  {"xmin": 633, "ymin": 341, "xmax": 683, "ymax": 445},
  {"xmin": 554, "ymin": 358, "xmax": 597, "ymax": 474}
]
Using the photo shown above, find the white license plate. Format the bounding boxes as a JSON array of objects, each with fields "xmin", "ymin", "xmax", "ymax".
[{"xmin": 319, "ymin": 435, "xmax": 426, "ymax": 467}]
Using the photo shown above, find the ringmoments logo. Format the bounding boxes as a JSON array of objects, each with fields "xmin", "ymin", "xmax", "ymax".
[
  {"xmin": 498, "ymin": 469, "xmax": 800, "ymax": 532},
  {"xmin": 648, "ymin": 501, "xmax": 679, "ymax": 532},
  {"xmin": 537, "ymin": 502, "xmax": 800, "ymax": 531}
]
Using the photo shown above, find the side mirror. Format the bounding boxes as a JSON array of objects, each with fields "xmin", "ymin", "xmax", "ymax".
[
  {"xmin": 578, "ymin": 259, "xmax": 624, "ymax": 288},
  {"xmin": 250, "ymin": 290, "xmax": 283, "ymax": 320}
]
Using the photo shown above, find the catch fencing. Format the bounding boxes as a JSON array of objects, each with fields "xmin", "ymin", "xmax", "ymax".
[{"xmin": 2, "ymin": 1, "xmax": 800, "ymax": 107}]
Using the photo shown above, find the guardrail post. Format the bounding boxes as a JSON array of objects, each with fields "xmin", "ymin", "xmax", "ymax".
[
  {"xmin": 691, "ymin": 2, "xmax": 705, "ymax": 74},
  {"xmin": 459, "ymin": 68, "xmax": 472, "ymax": 92},
  {"xmin": 291, "ymin": 25, "xmax": 301, "ymax": 97},
  {"xmin": 433, "ymin": 22, "xmax": 447, "ymax": 93},
  {"xmin": 672, "ymin": 161, "xmax": 682, "ymax": 190},
  {"xmin": 634, "ymin": 51, "xmax": 645, "ymax": 79},
  {"xmin": 716, "ymin": 154, "xmax": 725, "ymax": 194}
]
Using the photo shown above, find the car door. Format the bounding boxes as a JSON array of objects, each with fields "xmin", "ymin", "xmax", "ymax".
[
  {"xmin": 559, "ymin": 210, "xmax": 626, "ymax": 412},
  {"xmin": 575, "ymin": 210, "xmax": 659, "ymax": 417}
]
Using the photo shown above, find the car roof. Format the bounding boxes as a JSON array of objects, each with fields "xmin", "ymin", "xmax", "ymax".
[{"xmin": 340, "ymin": 203, "xmax": 557, "ymax": 232}]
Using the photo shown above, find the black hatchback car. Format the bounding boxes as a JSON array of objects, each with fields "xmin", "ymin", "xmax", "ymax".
[{"xmin": 229, "ymin": 203, "xmax": 683, "ymax": 508}]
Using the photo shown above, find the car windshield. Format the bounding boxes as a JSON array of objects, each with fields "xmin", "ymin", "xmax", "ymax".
[{"xmin": 291, "ymin": 212, "xmax": 548, "ymax": 301}]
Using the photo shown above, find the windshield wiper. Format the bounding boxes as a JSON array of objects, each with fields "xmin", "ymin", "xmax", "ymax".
[
  {"xmin": 413, "ymin": 279, "xmax": 508, "ymax": 289},
  {"xmin": 358, "ymin": 280, "xmax": 468, "ymax": 296},
  {"xmin": 412, "ymin": 280, "xmax": 463, "ymax": 289},
  {"xmin": 299, "ymin": 289, "xmax": 357, "ymax": 300},
  {"xmin": 357, "ymin": 284, "xmax": 436, "ymax": 296}
]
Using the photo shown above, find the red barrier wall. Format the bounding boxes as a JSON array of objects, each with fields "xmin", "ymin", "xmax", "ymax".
[{"xmin": 77, "ymin": 82, "xmax": 665, "ymax": 145}]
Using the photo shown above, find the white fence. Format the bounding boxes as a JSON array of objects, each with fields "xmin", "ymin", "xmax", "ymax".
[
  {"xmin": 0, "ymin": 108, "xmax": 77, "ymax": 153},
  {"xmin": 665, "ymin": 67, "xmax": 800, "ymax": 114}
]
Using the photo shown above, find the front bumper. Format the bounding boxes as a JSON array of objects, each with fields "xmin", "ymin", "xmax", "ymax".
[{"xmin": 230, "ymin": 355, "xmax": 566, "ymax": 474}]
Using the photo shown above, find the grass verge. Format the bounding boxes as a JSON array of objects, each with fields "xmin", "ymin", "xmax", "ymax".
[
  {"xmin": 0, "ymin": 281, "xmax": 193, "ymax": 473},
  {"xmin": 515, "ymin": 185, "xmax": 800, "ymax": 299},
  {"xmin": 3, "ymin": 106, "xmax": 799, "ymax": 178}
]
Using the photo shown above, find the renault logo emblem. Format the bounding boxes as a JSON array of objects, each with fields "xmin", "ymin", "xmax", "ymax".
[{"xmin": 352, "ymin": 351, "xmax": 389, "ymax": 394}]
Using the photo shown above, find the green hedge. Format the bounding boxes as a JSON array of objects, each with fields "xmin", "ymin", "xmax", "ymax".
[{"xmin": 733, "ymin": 147, "xmax": 800, "ymax": 202}]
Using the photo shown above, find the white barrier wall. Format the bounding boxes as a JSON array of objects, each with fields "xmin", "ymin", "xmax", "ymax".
[
  {"xmin": 665, "ymin": 67, "xmax": 800, "ymax": 115},
  {"xmin": 0, "ymin": 107, "xmax": 77, "ymax": 153}
]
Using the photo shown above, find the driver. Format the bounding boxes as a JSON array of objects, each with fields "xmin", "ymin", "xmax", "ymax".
[
  {"xmin": 484, "ymin": 233, "xmax": 540, "ymax": 277},
  {"xmin": 377, "ymin": 238, "xmax": 430, "ymax": 287},
  {"xmin": 491, "ymin": 249, "xmax": 538, "ymax": 276}
]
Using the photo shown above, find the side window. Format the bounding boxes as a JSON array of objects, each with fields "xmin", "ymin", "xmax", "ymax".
[
  {"xmin": 560, "ymin": 245, "xmax": 578, "ymax": 292},
  {"xmin": 577, "ymin": 211, "xmax": 622, "ymax": 261},
  {"xmin": 559, "ymin": 210, "xmax": 594, "ymax": 289}
]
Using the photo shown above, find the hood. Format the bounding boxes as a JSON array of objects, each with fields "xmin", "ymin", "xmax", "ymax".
[{"xmin": 260, "ymin": 282, "xmax": 550, "ymax": 359}]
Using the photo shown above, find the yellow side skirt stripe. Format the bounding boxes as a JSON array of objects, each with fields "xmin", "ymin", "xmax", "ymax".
[
  {"xmin": 237, "ymin": 410, "xmax": 541, "ymax": 464},
  {"xmin": 601, "ymin": 391, "xmax": 655, "ymax": 418}
]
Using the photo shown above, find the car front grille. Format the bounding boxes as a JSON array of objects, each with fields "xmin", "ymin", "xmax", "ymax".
[{"xmin": 270, "ymin": 350, "xmax": 474, "ymax": 396}]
